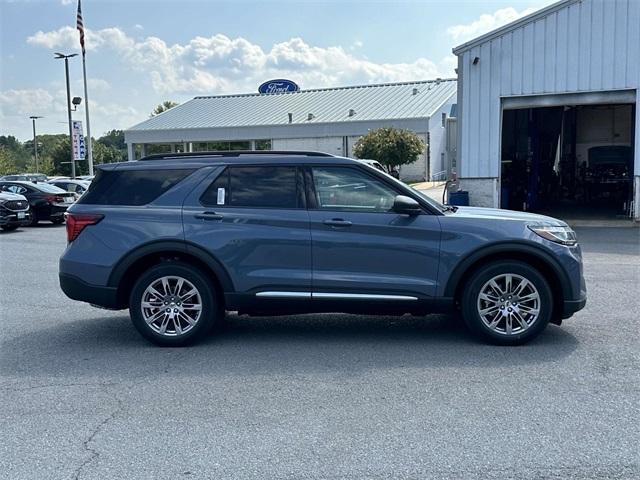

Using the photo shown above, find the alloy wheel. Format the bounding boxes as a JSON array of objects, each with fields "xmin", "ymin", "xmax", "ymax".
[
  {"xmin": 476, "ymin": 273, "xmax": 541, "ymax": 336},
  {"xmin": 141, "ymin": 275, "xmax": 203, "ymax": 336}
]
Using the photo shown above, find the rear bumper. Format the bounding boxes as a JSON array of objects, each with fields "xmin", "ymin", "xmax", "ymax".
[
  {"xmin": 59, "ymin": 273, "xmax": 121, "ymax": 309},
  {"xmin": 35, "ymin": 204, "xmax": 68, "ymax": 220}
]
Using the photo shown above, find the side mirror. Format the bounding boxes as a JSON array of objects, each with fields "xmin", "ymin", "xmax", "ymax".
[{"xmin": 392, "ymin": 195, "xmax": 422, "ymax": 215}]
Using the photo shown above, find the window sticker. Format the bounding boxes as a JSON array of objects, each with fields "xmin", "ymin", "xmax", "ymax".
[{"xmin": 217, "ymin": 187, "xmax": 225, "ymax": 205}]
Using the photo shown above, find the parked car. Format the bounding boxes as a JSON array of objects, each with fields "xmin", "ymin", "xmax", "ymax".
[
  {"xmin": 0, "ymin": 173, "xmax": 48, "ymax": 182},
  {"xmin": 0, "ymin": 181, "xmax": 74, "ymax": 225},
  {"xmin": 76, "ymin": 175, "xmax": 95, "ymax": 182},
  {"xmin": 0, "ymin": 191, "xmax": 31, "ymax": 231},
  {"xmin": 48, "ymin": 179, "xmax": 91, "ymax": 200},
  {"xmin": 59, "ymin": 151, "xmax": 586, "ymax": 347},
  {"xmin": 584, "ymin": 145, "xmax": 633, "ymax": 206}
]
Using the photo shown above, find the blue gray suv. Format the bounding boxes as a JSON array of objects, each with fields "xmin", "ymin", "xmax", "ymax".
[{"xmin": 59, "ymin": 151, "xmax": 586, "ymax": 346}]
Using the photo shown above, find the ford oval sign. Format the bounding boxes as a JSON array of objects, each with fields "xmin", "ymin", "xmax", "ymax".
[{"xmin": 258, "ymin": 79, "xmax": 300, "ymax": 94}]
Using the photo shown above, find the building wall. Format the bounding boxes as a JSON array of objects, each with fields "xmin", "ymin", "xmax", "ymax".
[
  {"xmin": 398, "ymin": 133, "xmax": 428, "ymax": 182},
  {"xmin": 272, "ymin": 137, "xmax": 344, "ymax": 156},
  {"xmin": 427, "ymin": 102, "xmax": 452, "ymax": 179},
  {"xmin": 273, "ymin": 134, "xmax": 430, "ymax": 182},
  {"xmin": 455, "ymin": 0, "xmax": 640, "ymax": 209}
]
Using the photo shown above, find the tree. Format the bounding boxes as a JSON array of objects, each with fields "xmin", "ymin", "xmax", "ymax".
[
  {"xmin": 0, "ymin": 135, "xmax": 30, "ymax": 171},
  {"xmin": 151, "ymin": 100, "xmax": 179, "ymax": 117},
  {"xmin": 0, "ymin": 146, "xmax": 19, "ymax": 175},
  {"xmin": 352, "ymin": 127, "xmax": 425, "ymax": 174},
  {"xmin": 51, "ymin": 140, "xmax": 73, "ymax": 177},
  {"xmin": 92, "ymin": 139, "xmax": 126, "ymax": 165},
  {"xmin": 97, "ymin": 130, "xmax": 125, "ymax": 150}
]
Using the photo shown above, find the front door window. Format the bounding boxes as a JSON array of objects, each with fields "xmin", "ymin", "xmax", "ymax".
[{"xmin": 311, "ymin": 167, "xmax": 397, "ymax": 212}]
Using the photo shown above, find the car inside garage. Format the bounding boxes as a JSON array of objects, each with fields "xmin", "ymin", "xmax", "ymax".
[{"xmin": 500, "ymin": 101, "xmax": 635, "ymax": 220}]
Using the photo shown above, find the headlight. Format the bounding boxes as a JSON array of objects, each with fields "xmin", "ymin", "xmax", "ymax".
[{"xmin": 528, "ymin": 224, "xmax": 577, "ymax": 246}]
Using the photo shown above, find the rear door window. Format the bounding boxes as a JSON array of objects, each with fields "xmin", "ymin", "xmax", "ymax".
[
  {"xmin": 78, "ymin": 169, "xmax": 194, "ymax": 205},
  {"xmin": 201, "ymin": 166, "xmax": 302, "ymax": 209}
]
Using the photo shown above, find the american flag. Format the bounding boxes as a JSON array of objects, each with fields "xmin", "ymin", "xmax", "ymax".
[{"xmin": 77, "ymin": 0, "xmax": 85, "ymax": 55}]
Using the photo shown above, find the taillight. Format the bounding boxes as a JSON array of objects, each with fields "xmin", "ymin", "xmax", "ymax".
[
  {"xmin": 45, "ymin": 195, "xmax": 65, "ymax": 203},
  {"xmin": 65, "ymin": 213, "xmax": 103, "ymax": 242}
]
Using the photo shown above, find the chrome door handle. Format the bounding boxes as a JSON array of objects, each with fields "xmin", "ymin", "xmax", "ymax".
[
  {"xmin": 323, "ymin": 219, "xmax": 352, "ymax": 227},
  {"xmin": 195, "ymin": 211, "xmax": 224, "ymax": 220}
]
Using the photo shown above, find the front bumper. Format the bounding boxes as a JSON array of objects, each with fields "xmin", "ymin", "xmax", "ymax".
[
  {"xmin": 59, "ymin": 273, "xmax": 121, "ymax": 309},
  {"xmin": 0, "ymin": 211, "xmax": 31, "ymax": 227},
  {"xmin": 562, "ymin": 295, "xmax": 587, "ymax": 319}
]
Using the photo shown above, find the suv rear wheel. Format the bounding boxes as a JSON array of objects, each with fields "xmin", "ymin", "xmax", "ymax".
[
  {"xmin": 461, "ymin": 261, "xmax": 552, "ymax": 345},
  {"xmin": 129, "ymin": 262, "xmax": 220, "ymax": 346}
]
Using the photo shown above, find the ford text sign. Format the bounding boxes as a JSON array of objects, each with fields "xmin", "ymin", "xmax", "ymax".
[{"xmin": 258, "ymin": 79, "xmax": 300, "ymax": 94}]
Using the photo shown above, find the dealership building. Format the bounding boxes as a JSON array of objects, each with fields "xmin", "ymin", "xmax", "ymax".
[
  {"xmin": 124, "ymin": 79, "xmax": 457, "ymax": 182},
  {"xmin": 454, "ymin": 0, "xmax": 639, "ymax": 220}
]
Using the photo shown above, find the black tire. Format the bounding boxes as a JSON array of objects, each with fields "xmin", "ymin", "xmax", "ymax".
[
  {"xmin": 1, "ymin": 224, "xmax": 18, "ymax": 232},
  {"xmin": 129, "ymin": 262, "xmax": 221, "ymax": 347},
  {"xmin": 461, "ymin": 260, "xmax": 552, "ymax": 346},
  {"xmin": 51, "ymin": 217, "xmax": 65, "ymax": 225},
  {"xmin": 29, "ymin": 214, "xmax": 38, "ymax": 226}
]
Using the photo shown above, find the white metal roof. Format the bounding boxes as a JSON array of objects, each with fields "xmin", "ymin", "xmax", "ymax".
[{"xmin": 127, "ymin": 79, "xmax": 457, "ymax": 132}]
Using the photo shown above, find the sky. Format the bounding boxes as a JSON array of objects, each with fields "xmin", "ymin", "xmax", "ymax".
[{"xmin": 1, "ymin": 0, "xmax": 553, "ymax": 141}]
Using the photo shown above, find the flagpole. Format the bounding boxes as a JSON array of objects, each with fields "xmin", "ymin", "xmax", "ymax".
[
  {"xmin": 81, "ymin": 51, "xmax": 93, "ymax": 175},
  {"xmin": 77, "ymin": 0, "xmax": 93, "ymax": 175}
]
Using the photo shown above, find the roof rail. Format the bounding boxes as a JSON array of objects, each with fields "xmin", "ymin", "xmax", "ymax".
[{"xmin": 139, "ymin": 150, "xmax": 335, "ymax": 161}]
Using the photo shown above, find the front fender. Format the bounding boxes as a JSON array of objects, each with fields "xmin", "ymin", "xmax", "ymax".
[{"xmin": 442, "ymin": 241, "xmax": 573, "ymax": 302}]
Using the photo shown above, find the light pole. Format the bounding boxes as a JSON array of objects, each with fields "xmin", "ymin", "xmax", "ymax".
[
  {"xmin": 29, "ymin": 116, "xmax": 43, "ymax": 173},
  {"xmin": 54, "ymin": 52, "xmax": 78, "ymax": 178}
]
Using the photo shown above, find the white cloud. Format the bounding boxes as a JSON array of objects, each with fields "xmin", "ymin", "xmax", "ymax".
[
  {"xmin": 27, "ymin": 27, "xmax": 455, "ymax": 96},
  {"xmin": 27, "ymin": 26, "xmax": 77, "ymax": 51},
  {"xmin": 86, "ymin": 78, "xmax": 111, "ymax": 91},
  {"xmin": 0, "ymin": 87, "xmax": 141, "ymax": 139},
  {"xmin": 134, "ymin": 24, "xmax": 144, "ymax": 31},
  {"xmin": 447, "ymin": 6, "xmax": 539, "ymax": 44},
  {"xmin": 0, "ymin": 88, "xmax": 56, "ymax": 116},
  {"xmin": 60, "ymin": 0, "xmax": 73, "ymax": 5}
]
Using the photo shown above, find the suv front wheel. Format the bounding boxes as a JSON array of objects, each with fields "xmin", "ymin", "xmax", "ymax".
[
  {"xmin": 461, "ymin": 261, "xmax": 553, "ymax": 346},
  {"xmin": 129, "ymin": 262, "xmax": 220, "ymax": 346}
]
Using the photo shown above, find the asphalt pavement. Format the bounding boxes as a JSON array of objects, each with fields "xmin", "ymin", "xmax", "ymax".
[{"xmin": 1, "ymin": 224, "xmax": 639, "ymax": 479}]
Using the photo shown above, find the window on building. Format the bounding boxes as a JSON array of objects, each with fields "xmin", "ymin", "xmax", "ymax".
[
  {"xmin": 311, "ymin": 167, "xmax": 397, "ymax": 212},
  {"xmin": 229, "ymin": 141, "xmax": 251, "ymax": 150},
  {"xmin": 146, "ymin": 144, "xmax": 173, "ymax": 155},
  {"xmin": 201, "ymin": 166, "xmax": 301, "ymax": 209},
  {"xmin": 255, "ymin": 139, "xmax": 272, "ymax": 150},
  {"xmin": 192, "ymin": 141, "xmax": 252, "ymax": 151},
  {"xmin": 193, "ymin": 143, "xmax": 209, "ymax": 152}
]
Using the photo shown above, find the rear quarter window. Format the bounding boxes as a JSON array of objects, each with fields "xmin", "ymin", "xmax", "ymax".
[{"xmin": 78, "ymin": 169, "xmax": 193, "ymax": 205}]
